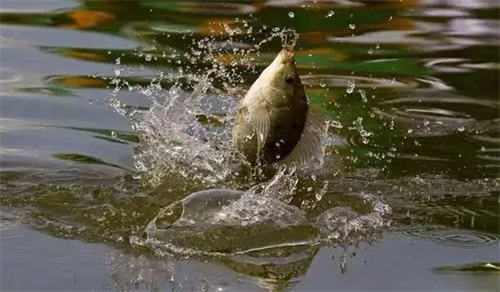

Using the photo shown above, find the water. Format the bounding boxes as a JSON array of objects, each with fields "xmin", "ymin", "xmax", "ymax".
[{"xmin": 1, "ymin": 0, "xmax": 499, "ymax": 291}]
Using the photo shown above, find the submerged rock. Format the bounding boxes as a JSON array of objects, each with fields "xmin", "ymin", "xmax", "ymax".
[{"xmin": 145, "ymin": 189, "xmax": 318, "ymax": 255}]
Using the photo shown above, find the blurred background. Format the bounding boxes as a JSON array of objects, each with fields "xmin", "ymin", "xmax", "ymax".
[{"xmin": 1, "ymin": 0, "xmax": 499, "ymax": 291}]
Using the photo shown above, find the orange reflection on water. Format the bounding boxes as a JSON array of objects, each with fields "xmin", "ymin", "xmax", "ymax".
[
  {"xmin": 200, "ymin": 19, "xmax": 237, "ymax": 36},
  {"xmin": 64, "ymin": 49, "xmax": 108, "ymax": 62},
  {"xmin": 57, "ymin": 76, "xmax": 107, "ymax": 88},
  {"xmin": 65, "ymin": 9, "xmax": 115, "ymax": 30}
]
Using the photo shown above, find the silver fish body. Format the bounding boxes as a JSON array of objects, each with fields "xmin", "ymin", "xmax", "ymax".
[{"xmin": 232, "ymin": 47, "xmax": 309, "ymax": 164}]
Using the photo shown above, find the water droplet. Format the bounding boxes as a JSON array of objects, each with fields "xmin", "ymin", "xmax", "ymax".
[
  {"xmin": 111, "ymin": 131, "xmax": 117, "ymax": 137},
  {"xmin": 480, "ymin": 146, "xmax": 486, "ymax": 152},
  {"xmin": 115, "ymin": 57, "xmax": 121, "ymax": 65},
  {"xmin": 457, "ymin": 127, "xmax": 465, "ymax": 132},
  {"xmin": 368, "ymin": 49, "xmax": 373, "ymax": 55},
  {"xmin": 326, "ymin": 10, "xmax": 335, "ymax": 18},
  {"xmin": 145, "ymin": 54, "xmax": 152, "ymax": 62},
  {"xmin": 329, "ymin": 120, "xmax": 343, "ymax": 129},
  {"xmin": 288, "ymin": 11, "xmax": 295, "ymax": 18},
  {"xmin": 315, "ymin": 182, "xmax": 328, "ymax": 201},
  {"xmin": 319, "ymin": 79, "xmax": 326, "ymax": 88},
  {"xmin": 349, "ymin": 24, "xmax": 356, "ymax": 30},
  {"xmin": 346, "ymin": 79, "xmax": 355, "ymax": 94},
  {"xmin": 358, "ymin": 89, "xmax": 367, "ymax": 102}
]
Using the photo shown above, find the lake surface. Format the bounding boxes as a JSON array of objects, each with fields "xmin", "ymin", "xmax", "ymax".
[{"xmin": 1, "ymin": 0, "xmax": 499, "ymax": 291}]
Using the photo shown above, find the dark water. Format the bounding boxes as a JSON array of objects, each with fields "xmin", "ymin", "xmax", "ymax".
[{"xmin": 1, "ymin": 0, "xmax": 499, "ymax": 291}]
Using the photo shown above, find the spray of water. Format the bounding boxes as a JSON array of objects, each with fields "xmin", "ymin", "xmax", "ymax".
[
  {"xmin": 106, "ymin": 23, "xmax": 392, "ymax": 258},
  {"xmin": 108, "ymin": 23, "xmax": 300, "ymax": 187}
]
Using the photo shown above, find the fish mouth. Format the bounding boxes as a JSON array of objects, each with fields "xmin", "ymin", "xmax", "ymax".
[{"xmin": 280, "ymin": 45, "xmax": 294, "ymax": 63}]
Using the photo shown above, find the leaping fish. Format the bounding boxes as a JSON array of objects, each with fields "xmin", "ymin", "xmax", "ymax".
[{"xmin": 232, "ymin": 46, "xmax": 326, "ymax": 166}]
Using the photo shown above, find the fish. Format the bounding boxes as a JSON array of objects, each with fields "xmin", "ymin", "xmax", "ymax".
[{"xmin": 232, "ymin": 46, "xmax": 325, "ymax": 166}]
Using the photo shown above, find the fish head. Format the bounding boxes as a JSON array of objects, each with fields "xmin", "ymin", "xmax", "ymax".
[
  {"xmin": 265, "ymin": 46, "xmax": 304, "ymax": 98},
  {"xmin": 248, "ymin": 46, "xmax": 306, "ymax": 104}
]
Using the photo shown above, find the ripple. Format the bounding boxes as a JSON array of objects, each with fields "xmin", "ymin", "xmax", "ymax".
[
  {"xmin": 434, "ymin": 262, "xmax": 500, "ymax": 273},
  {"xmin": 0, "ymin": 68, "xmax": 22, "ymax": 85},
  {"xmin": 413, "ymin": 8, "xmax": 470, "ymax": 18},
  {"xmin": 0, "ymin": 0, "xmax": 79, "ymax": 13},
  {"xmin": 477, "ymin": 148, "xmax": 500, "ymax": 164},
  {"xmin": 424, "ymin": 58, "xmax": 470, "ymax": 73},
  {"xmin": 301, "ymin": 74, "xmax": 418, "ymax": 89},
  {"xmin": 447, "ymin": 18, "xmax": 500, "ymax": 38},
  {"xmin": 373, "ymin": 96, "xmax": 499, "ymax": 136},
  {"xmin": 0, "ymin": 25, "xmax": 140, "ymax": 49},
  {"xmin": 401, "ymin": 226, "xmax": 499, "ymax": 247},
  {"xmin": 142, "ymin": 2, "xmax": 256, "ymax": 16},
  {"xmin": 467, "ymin": 134, "xmax": 500, "ymax": 144},
  {"xmin": 424, "ymin": 58, "xmax": 500, "ymax": 73},
  {"xmin": 265, "ymin": 0, "xmax": 363, "ymax": 8},
  {"xmin": 381, "ymin": 96, "xmax": 498, "ymax": 108}
]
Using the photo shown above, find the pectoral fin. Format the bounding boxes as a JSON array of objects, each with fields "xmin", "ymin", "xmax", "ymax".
[{"xmin": 249, "ymin": 103, "xmax": 271, "ymax": 152}]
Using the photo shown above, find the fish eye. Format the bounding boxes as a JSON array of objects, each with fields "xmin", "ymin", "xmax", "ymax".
[{"xmin": 285, "ymin": 75, "xmax": 294, "ymax": 84}]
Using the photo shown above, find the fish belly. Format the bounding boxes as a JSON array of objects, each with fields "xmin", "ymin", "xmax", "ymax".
[{"xmin": 232, "ymin": 104, "xmax": 307, "ymax": 164}]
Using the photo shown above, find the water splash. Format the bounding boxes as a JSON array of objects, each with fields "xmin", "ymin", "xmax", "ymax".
[
  {"xmin": 144, "ymin": 189, "xmax": 316, "ymax": 256},
  {"xmin": 144, "ymin": 188, "xmax": 391, "ymax": 258},
  {"xmin": 316, "ymin": 192, "xmax": 392, "ymax": 243},
  {"xmin": 108, "ymin": 24, "xmax": 301, "ymax": 186},
  {"xmin": 348, "ymin": 117, "xmax": 372, "ymax": 145},
  {"xmin": 103, "ymin": 24, "xmax": 394, "ymax": 260}
]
